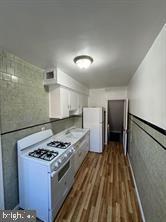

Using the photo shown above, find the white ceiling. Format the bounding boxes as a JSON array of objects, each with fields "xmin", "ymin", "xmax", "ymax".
[{"xmin": 0, "ymin": 0, "xmax": 166, "ymax": 88}]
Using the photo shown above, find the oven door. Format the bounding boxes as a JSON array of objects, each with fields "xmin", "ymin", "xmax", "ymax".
[{"xmin": 49, "ymin": 155, "xmax": 74, "ymax": 221}]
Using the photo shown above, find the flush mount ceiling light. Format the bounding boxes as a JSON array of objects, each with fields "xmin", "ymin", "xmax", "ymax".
[{"xmin": 74, "ymin": 55, "xmax": 93, "ymax": 69}]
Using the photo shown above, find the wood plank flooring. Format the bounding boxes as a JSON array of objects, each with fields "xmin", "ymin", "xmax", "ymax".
[{"xmin": 55, "ymin": 142, "xmax": 142, "ymax": 222}]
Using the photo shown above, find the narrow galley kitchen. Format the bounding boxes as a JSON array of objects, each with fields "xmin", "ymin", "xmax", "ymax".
[{"xmin": 0, "ymin": 1, "xmax": 166, "ymax": 222}]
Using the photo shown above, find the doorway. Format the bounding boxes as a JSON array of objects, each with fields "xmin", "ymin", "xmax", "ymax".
[
  {"xmin": 108, "ymin": 100, "xmax": 124, "ymax": 143},
  {"xmin": 107, "ymin": 99, "xmax": 128, "ymax": 155}
]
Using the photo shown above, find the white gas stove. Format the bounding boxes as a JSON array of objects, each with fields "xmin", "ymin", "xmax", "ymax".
[{"xmin": 17, "ymin": 129, "xmax": 75, "ymax": 222}]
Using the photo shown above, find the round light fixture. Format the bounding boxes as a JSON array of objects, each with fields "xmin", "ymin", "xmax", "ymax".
[{"xmin": 74, "ymin": 55, "xmax": 93, "ymax": 69}]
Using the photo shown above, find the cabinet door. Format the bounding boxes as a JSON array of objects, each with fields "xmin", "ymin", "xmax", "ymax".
[
  {"xmin": 69, "ymin": 91, "xmax": 78, "ymax": 111},
  {"xmin": 80, "ymin": 140, "xmax": 88, "ymax": 160},
  {"xmin": 77, "ymin": 95, "xmax": 88, "ymax": 114},
  {"xmin": 78, "ymin": 95, "xmax": 83, "ymax": 114},
  {"xmin": 82, "ymin": 95, "xmax": 88, "ymax": 107},
  {"xmin": 74, "ymin": 146, "xmax": 82, "ymax": 174},
  {"xmin": 60, "ymin": 87, "xmax": 70, "ymax": 118}
]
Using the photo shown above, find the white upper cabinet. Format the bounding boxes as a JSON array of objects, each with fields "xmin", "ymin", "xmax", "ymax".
[
  {"xmin": 46, "ymin": 68, "xmax": 89, "ymax": 119},
  {"xmin": 75, "ymin": 94, "xmax": 88, "ymax": 115},
  {"xmin": 78, "ymin": 94, "xmax": 83, "ymax": 114},
  {"xmin": 49, "ymin": 86, "xmax": 88, "ymax": 118},
  {"xmin": 49, "ymin": 86, "xmax": 70, "ymax": 119},
  {"xmin": 44, "ymin": 68, "xmax": 89, "ymax": 96},
  {"xmin": 69, "ymin": 90, "xmax": 78, "ymax": 111},
  {"xmin": 60, "ymin": 87, "xmax": 70, "ymax": 118}
]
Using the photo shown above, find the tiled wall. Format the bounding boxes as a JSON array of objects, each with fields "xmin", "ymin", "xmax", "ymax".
[
  {"xmin": 0, "ymin": 51, "xmax": 81, "ymax": 209},
  {"xmin": 74, "ymin": 116, "xmax": 82, "ymax": 128},
  {"xmin": 128, "ymin": 114, "xmax": 166, "ymax": 222},
  {"xmin": 0, "ymin": 52, "xmax": 49, "ymax": 133}
]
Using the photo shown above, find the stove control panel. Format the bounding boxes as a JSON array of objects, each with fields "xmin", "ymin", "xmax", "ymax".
[
  {"xmin": 58, "ymin": 159, "xmax": 62, "ymax": 164},
  {"xmin": 54, "ymin": 162, "xmax": 59, "ymax": 170},
  {"xmin": 51, "ymin": 147, "xmax": 75, "ymax": 172}
]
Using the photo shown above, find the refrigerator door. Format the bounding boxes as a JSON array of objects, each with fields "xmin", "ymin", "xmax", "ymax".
[
  {"xmin": 83, "ymin": 107, "xmax": 103, "ymax": 127},
  {"xmin": 83, "ymin": 107, "xmax": 104, "ymax": 153},
  {"xmin": 89, "ymin": 124, "xmax": 103, "ymax": 153}
]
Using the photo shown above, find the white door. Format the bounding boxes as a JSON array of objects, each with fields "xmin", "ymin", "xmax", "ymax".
[
  {"xmin": 123, "ymin": 99, "xmax": 128, "ymax": 155},
  {"xmin": 0, "ymin": 135, "xmax": 4, "ymax": 209}
]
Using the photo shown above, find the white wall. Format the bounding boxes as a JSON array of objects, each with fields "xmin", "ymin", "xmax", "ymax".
[
  {"xmin": 88, "ymin": 87, "xmax": 128, "ymax": 143},
  {"xmin": 88, "ymin": 87, "xmax": 127, "ymax": 108},
  {"xmin": 128, "ymin": 25, "xmax": 166, "ymax": 130}
]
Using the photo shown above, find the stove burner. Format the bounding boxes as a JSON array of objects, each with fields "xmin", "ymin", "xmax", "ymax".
[
  {"xmin": 29, "ymin": 149, "xmax": 58, "ymax": 161},
  {"xmin": 47, "ymin": 141, "xmax": 71, "ymax": 149},
  {"xmin": 46, "ymin": 152, "xmax": 52, "ymax": 158},
  {"xmin": 36, "ymin": 149, "xmax": 42, "ymax": 154}
]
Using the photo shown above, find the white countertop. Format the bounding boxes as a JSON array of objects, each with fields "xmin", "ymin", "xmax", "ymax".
[{"xmin": 51, "ymin": 127, "xmax": 90, "ymax": 146}]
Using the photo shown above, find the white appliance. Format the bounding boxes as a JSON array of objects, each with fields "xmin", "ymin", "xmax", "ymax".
[
  {"xmin": 17, "ymin": 129, "xmax": 75, "ymax": 222},
  {"xmin": 83, "ymin": 107, "xmax": 105, "ymax": 153}
]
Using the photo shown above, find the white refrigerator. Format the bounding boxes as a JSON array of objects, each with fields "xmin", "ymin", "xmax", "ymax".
[{"xmin": 83, "ymin": 107, "xmax": 105, "ymax": 153}]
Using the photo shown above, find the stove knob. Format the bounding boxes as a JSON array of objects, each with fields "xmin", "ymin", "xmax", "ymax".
[
  {"xmin": 71, "ymin": 147, "xmax": 75, "ymax": 152},
  {"xmin": 70, "ymin": 148, "xmax": 74, "ymax": 153},
  {"xmin": 64, "ymin": 154, "xmax": 68, "ymax": 158},
  {"xmin": 54, "ymin": 162, "xmax": 59, "ymax": 169},
  {"xmin": 58, "ymin": 159, "xmax": 62, "ymax": 164}
]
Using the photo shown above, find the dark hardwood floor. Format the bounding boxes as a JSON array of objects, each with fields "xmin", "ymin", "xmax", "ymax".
[{"xmin": 55, "ymin": 142, "xmax": 142, "ymax": 222}]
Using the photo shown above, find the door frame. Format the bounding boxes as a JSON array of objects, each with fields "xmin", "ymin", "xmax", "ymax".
[
  {"xmin": 0, "ymin": 135, "xmax": 5, "ymax": 209},
  {"xmin": 107, "ymin": 99, "xmax": 128, "ymax": 155},
  {"xmin": 123, "ymin": 99, "xmax": 128, "ymax": 155}
]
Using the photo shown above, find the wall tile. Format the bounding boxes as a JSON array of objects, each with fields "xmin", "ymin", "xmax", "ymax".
[{"xmin": 128, "ymin": 115, "xmax": 166, "ymax": 222}]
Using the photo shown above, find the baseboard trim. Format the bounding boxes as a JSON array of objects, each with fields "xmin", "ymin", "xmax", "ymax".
[
  {"xmin": 13, "ymin": 204, "xmax": 19, "ymax": 210},
  {"xmin": 127, "ymin": 154, "xmax": 146, "ymax": 222}
]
